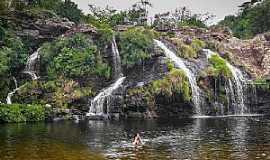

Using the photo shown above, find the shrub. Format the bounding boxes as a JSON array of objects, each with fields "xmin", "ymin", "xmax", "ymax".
[
  {"xmin": 40, "ymin": 33, "xmax": 111, "ymax": 79},
  {"xmin": 0, "ymin": 104, "xmax": 45, "ymax": 123},
  {"xmin": 127, "ymin": 64, "xmax": 191, "ymax": 109},
  {"xmin": 119, "ymin": 27, "xmax": 155, "ymax": 68},
  {"xmin": 14, "ymin": 78, "xmax": 93, "ymax": 109},
  {"xmin": 0, "ymin": 32, "xmax": 28, "ymax": 75},
  {"xmin": 169, "ymin": 38, "xmax": 206, "ymax": 59},
  {"xmin": 48, "ymin": 47, "xmax": 96, "ymax": 78},
  {"xmin": 191, "ymin": 39, "xmax": 206, "ymax": 53},
  {"xmin": 208, "ymin": 54, "xmax": 232, "ymax": 78},
  {"xmin": 152, "ymin": 68, "xmax": 191, "ymax": 102}
]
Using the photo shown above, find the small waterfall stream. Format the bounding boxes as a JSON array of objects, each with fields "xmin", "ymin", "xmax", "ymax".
[
  {"xmin": 154, "ymin": 39, "xmax": 202, "ymax": 114},
  {"xmin": 203, "ymin": 49, "xmax": 248, "ymax": 115},
  {"xmin": 112, "ymin": 36, "xmax": 122, "ymax": 79},
  {"xmin": 87, "ymin": 37, "xmax": 125, "ymax": 118},
  {"xmin": 6, "ymin": 48, "xmax": 41, "ymax": 104},
  {"xmin": 24, "ymin": 48, "xmax": 40, "ymax": 80},
  {"xmin": 86, "ymin": 77, "xmax": 126, "ymax": 118},
  {"xmin": 6, "ymin": 77, "xmax": 19, "ymax": 104}
]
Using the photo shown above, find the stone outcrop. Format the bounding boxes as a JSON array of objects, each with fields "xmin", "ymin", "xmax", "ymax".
[
  {"xmin": 247, "ymin": 84, "xmax": 270, "ymax": 115},
  {"xmin": 172, "ymin": 26, "xmax": 270, "ymax": 78},
  {"xmin": 1, "ymin": 10, "xmax": 74, "ymax": 50}
]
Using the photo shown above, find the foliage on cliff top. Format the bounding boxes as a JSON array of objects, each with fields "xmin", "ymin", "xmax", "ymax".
[
  {"xmin": 0, "ymin": 0, "xmax": 82, "ymax": 23},
  {"xmin": 219, "ymin": 0, "xmax": 270, "ymax": 39},
  {"xmin": 118, "ymin": 27, "xmax": 156, "ymax": 68}
]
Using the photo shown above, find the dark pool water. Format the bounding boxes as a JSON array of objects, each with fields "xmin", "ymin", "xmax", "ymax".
[{"xmin": 0, "ymin": 116, "xmax": 270, "ymax": 160}]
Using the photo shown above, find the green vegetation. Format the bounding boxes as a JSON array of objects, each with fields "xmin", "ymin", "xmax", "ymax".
[
  {"xmin": 0, "ymin": 31, "xmax": 28, "ymax": 101},
  {"xmin": 128, "ymin": 62, "xmax": 191, "ymax": 108},
  {"xmin": 152, "ymin": 68, "xmax": 191, "ymax": 101},
  {"xmin": 199, "ymin": 54, "xmax": 233, "ymax": 107},
  {"xmin": 14, "ymin": 79, "xmax": 93, "ymax": 109},
  {"xmin": 0, "ymin": 104, "xmax": 45, "ymax": 123},
  {"xmin": 207, "ymin": 54, "xmax": 232, "ymax": 78},
  {"xmin": 153, "ymin": 7, "xmax": 214, "ymax": 30},
  {"xmin": 253, "ymin": 78, "xmax": 270, "ymax": 91},
  {"xmin": 219, "ymin": 0, "xmax": 270, "ymax": 39},
  {"xmin": 40, "ymin": 33, "xmax": 111, "ymax": 79},
  {"xmin": 118, "ymin": 27, "xmax": 156, "ymax": 68},
  {"xmin": 0, "ymin": 0, "xmax": 82, "ymax": 23},
  {"xmin": 169, "ymin": 38, "xmax": 206, "ymax": 59},
  {"xmin": 85, "ymin": 0, "xmax": 151, "ymax": 27}
]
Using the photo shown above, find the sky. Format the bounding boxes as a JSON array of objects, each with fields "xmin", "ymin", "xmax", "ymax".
[{"xmin": 71, "ymin": 0, "xmax": 247, "ymax": 23}]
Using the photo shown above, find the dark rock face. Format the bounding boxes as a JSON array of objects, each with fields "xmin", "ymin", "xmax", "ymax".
[
  {"xmin": 247, "ymin": 85, "xmax": 270, "ymax": 115},
  {"xmin": 2, "ymin": 10, "xmax": 74, "ymax": 50}
]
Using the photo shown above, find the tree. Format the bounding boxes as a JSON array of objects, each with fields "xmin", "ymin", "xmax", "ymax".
[
  {"xmin": 153, "ymin": 7, "xmax": 214, "ymax": 30},
  {"xmin": 219, "ymin": 0, "xmax": 270, "ymax": 39},
  {"xmin": 128, "ymin": 0, "xmax": 152, "ymax": 25},
  {"xmin": 55, "ymin": 0, "xmax": 82, "ymax": 23}
]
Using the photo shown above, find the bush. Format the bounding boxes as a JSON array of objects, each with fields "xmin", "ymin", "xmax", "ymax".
[
  {"xmin": 14, "ymin": 79, "xmax": 93, "ymax": 109},
  {"xmin": 119, "ymin": 27, "xmax": 155, "ymax": 68},
  {"xmin": 127, "ymin": 67, "xmax": 192, "ymax": 108},
  {"xmin": 191, "ymin": 39, "xmax": 206, "ymax": 53},
  {"xmin": 40, "ymin": 33, "xmax": 111, "ymax": 79},
  {"xmin": 48, "ymin": 47, "xmax": 96, "ymax": 78},
  {"xmin": 170, "ymin": 38, "xmax": 205, "ymax": 59},
  {"xmin": 0, "ymin": 104, "xmax": 45, "ymax": 123},
  {"xmin": 152, "ymin": 68, "xmax": 191, "ymax": 102},
  {"xmin": 219, "ymin": 0, "xmax": 270, "ymax": 39},
  {"xmin": 208, "ymin": 54, "xmax": 232, "ymax": 78},
  {"xmin": 0, "ymin": 32, "xmax": 28, "ymax": 75}
]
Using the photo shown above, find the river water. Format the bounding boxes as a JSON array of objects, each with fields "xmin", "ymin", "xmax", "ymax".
[{"xmin": 0, "ymin": 116, "xmax": 270, "ymax": 160}]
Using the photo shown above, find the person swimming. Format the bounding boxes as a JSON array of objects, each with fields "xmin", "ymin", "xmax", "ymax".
[{"xmin": 133, "ymin": 133, "xmax": 143, "ymax": 146}]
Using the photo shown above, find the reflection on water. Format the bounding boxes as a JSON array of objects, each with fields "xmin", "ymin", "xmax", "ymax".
[{"xmin": 0, "ymin": 116, "xmax": 270, "ymax": 160}]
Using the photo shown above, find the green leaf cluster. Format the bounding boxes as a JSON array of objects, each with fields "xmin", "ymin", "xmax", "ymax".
[
  {"xmin": 119, "ymin": 27, "xmax": 156, "ymax": 68},
  {"xmin": 14, "ymin": 79, "xmax": 93, "ymax": 109},
  {"xmin": 219, "ymin": 0, "xmax": 270, "ymax": 39},
  {"xmin": 40, "ymin": 33, "xmax": 111, "ymax": 79},
  {"xmin": 127, "ymin": 65, "xmax": 192, "ymax": 107},
  {"xmin": 170, "ymin": 38, "xmax": 206, "ymax": 59},
  {"xmin": 207, "ymin": 54, "xmax": 232, "ymax": 78},
  {"xmin": 0, "ymin": 104, "xmax": 45, "ymax": 123},
  {"xmin": 152, "ymin": 68, "xmax": 191, "ymax": 102}
]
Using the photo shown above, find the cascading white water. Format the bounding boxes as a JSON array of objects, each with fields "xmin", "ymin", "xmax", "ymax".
[
  {"xmin": 6, "ymin": 49, "xmax": 41, "ymax": 104},
  {"xmin": 203, "ymin": 49, "xmax": 248, "ymax": 115},
  {"xmin": 87, "ymin": 37, "xmax": 125, "ymax": 118},
  {"xmin": 226, "ymin": 63, "xmax": 247, "ymax": 114},
  {"xmin": 154, "ymin": 39, "xmax": 202, "ymax": 114},
  {"xmin": 112, "ymin": 36, "xmax": 122, "ymax": 79},
  {"xmin": 86, "ymin": 77, "xmax": 126, "ymax": 117},
  {"xmin": 24, "ymin": 48, "xmax": 41, "ymax": 80},
  {"xmin": 6, "ymin": 77, "xmax": 19, "ymax": 104}
]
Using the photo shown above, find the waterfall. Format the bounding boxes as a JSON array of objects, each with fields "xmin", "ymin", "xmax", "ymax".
[
  {"xmin": 154, "ymin": 39, "xmax": 202, "ymax": 114},
  {"xmin": 112, "ymin": 36, "xmax": 122, "ymax": 79},
  {"xmin": 226, "ymin": 63, "xmax": 248, "ymax": 114},
  {"xmin": 86, "ymin": 77, "xmax": 126, "ymax": 118},
  {"xmin": 6, "ymin": 77, "xmax": 19, "ymax": 104},
  {"xmin": 203, "ymin": 49, "xmax": 248, "ymax": 115},
  {"xmin": 6, "ymin": 48, "xmax": 41, "ymax": 104},
  {"xmin": 24, "ymin": 48, "xmax": 41, "ymax": 80},
  {"xmin": 87, "ymin": 37, "xmax": 125, "ymax": 119}
]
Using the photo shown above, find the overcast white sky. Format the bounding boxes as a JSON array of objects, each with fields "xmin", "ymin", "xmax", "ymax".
[{"xmin": 71, "ymin": 0, "xmax": 247, "ymax": 23}]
